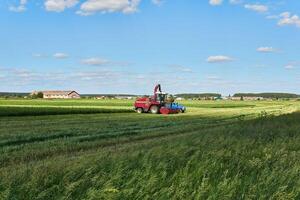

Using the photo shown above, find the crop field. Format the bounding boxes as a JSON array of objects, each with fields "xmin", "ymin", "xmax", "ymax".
[{"xmin": 1, "ymin": 99, "xmax": 300, "ymax": 199}]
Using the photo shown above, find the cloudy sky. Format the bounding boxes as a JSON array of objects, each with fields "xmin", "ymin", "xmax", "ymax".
[{"xmin": 0, "ymin": 0, "xmax": 299, "ymax": 95}]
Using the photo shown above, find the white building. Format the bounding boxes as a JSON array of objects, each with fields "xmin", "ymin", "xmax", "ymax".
[{"xmin": 31, "ymin": 91, "xmax": 80, "ymax": 99}]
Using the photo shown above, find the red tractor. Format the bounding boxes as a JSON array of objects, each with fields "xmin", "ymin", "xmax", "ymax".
[{"xmin": 134, "ymin": 84, "xmax": 185, "ymax": 114}]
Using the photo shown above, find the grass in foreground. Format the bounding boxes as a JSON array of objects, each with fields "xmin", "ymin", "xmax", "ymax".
[{"xmin": 0, "ymin": 100, "xmax": 300, "ymax": 199}]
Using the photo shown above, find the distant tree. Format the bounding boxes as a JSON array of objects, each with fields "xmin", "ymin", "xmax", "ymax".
[
  {"xmin": 31, "ymin": 92, "xmax": 43, "ymax": 99},
  {"xmin": 240, "ymin": 96, "xmax": 244, "ymax": 101},
  {"xmin": 175, "ymin": 93, "xmax": 221, "ymax": 99},
  {"xmin": 37, "ymin": 92, "xmax": 44, "ymax": 98},
  {"xmin": 0, "ymin": 92, "xmax": 29, "ymax": 97},
  {"xmin": 233, "ymin": 93, "xmax": 299, "ymax": 99}
]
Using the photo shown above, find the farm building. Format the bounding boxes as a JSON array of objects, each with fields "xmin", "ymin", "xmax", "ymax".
[
  {"xmin": 31, "ymin": 91, "xmax": 80, "ymax": 99},
  {"xmin": 115, "ymin": 96, "xmax": 135, "ymax": 100},
  {"xmin": 95, "ymin": 96, "xmax": 106, "ymax": 100},
  {"xmin": 244, "ymin": 96, "xmax": 264, "ymax": 101},
  {"xmin": 230, "ymin": 96, "xmax": 263, "ymax": 101}
]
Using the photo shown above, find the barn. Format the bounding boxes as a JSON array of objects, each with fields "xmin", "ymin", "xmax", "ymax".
[{"xmin": 31, "ymin": 91, "xmax": 80, "ymax": 99}]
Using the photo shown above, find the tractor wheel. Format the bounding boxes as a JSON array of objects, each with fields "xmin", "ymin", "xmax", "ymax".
[
  {"xmin": 150, "ymin": 105, "xmax": 159, "ymax": 114},
  {"xmin": 136, "ymin": 108, "xmax": 143, "ymax": 114}
]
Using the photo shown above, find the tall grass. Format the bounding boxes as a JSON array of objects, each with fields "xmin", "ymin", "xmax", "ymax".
[
  {"xmin": 0, "ymin": 100, "xmax": 300, "ymax": 199},
  {"xmin": 0, "ymin": 99, "xmax": 134, "ymax": 107},
  {"xmin": 0, "ymin": 106, "xmax": 133, "ymax": 117}
]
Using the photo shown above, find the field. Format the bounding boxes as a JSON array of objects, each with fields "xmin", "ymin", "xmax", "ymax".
[{"xmin": 1, "ymin": 99, "xmax": 300, "ymax": 199}]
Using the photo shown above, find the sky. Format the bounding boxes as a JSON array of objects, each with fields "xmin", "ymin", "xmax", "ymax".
[{"xmin": 0, "ymin": 0, "xmax": 300, "ymax": 95}]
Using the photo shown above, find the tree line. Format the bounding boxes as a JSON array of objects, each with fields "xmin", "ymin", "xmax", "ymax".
[
  {"xmin": 175, "ymin": 93, "xmax": 222, "ymax": 99},
  {"xmin": 233, "ymin": 93, "xmax": 300, "ymax": 99}
]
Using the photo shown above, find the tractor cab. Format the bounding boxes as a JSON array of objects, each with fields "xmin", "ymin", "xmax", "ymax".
[{"xmin": 155, "ymin": 92, "xmax": 167, "ymax": 103}]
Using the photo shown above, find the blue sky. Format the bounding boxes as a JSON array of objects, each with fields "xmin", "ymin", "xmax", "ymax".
[{"xmin": 0, "ymin": 0, "xmax": 299, "ymax": 95}]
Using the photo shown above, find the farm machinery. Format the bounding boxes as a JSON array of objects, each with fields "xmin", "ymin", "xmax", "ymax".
[{"xmin": 134, "ymin": 84, "xmax": 186, "ymax": 114}]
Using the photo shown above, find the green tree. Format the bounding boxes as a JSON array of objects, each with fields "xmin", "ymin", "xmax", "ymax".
[
  {"xmin": 31, "ymin": 92, "xmax": 43, "ymax": 99},
  {"xmin": 37, "ymin": 92, "xmax": 44, "ymax": 98}
]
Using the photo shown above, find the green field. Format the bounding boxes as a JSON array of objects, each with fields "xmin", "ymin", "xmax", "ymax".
[{"xmin": 1, "ymin": 99, "xmax": 300, "ymax": 199}]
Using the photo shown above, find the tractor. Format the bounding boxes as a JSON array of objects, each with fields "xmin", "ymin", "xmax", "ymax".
[{"xmin": 134, "ymin": 84, "xmax": 186, "ymax": 114}]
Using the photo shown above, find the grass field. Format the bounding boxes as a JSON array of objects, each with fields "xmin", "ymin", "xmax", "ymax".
[{"xmin": 0, "ymin": 99, "xmax": 300, "ymax": 199}]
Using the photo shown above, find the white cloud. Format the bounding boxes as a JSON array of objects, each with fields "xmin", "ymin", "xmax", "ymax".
[
  {"xmin": 244, "ymin": 4, "xmax": 268, "ymax": 13},
  {"xmin": 53, "ymin": 53, "xmax": 69, "ymax": 59},
  {"xmin": 280, "ymin": 12, "xmax": 291, "ymax": 18},
  {"xmin": 209, "ymin": 0, "xmax": 223, "ymax": 6},
  {"xmin": 256, "ymin": 47, "xmax": 276, "ymax": 53},
  {"xmin": 81, "ymin": 58, "xmax": 110, "ymax": 66},
  {"xmin": 278, "ymin": 12, "xmax": 300, "ymax": 28},
  {"xmin": 76, "ymin": 10, "xmax": 93, "ymax": 16},
  {"xmin": 284, "ymin": 65, "xmax": 294, "ymax": 70},
  {"xmin": 207, "ymin": 55, "xmax": 233, "ymax": 63},
  {"xmin": 77, "ymin": 0, "xmax": 141, "ymax": 16},
  {"xmin": 45, "ymin": 0, "xmax": 79, "ymax": 12},
  {"xmin": 284, "ymin": 62, "xmax": 297, "ymax": 70},
  {"xmin": 9, "ymin": 0, "xmax": 27, "ymax": 12}
]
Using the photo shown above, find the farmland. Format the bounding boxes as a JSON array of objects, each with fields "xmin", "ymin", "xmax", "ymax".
[{"xmin": 1, "ymin": 99, "xmax": 300, "ymax": 199}]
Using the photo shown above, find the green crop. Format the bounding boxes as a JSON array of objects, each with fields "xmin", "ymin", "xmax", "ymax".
[
  {"xmin": 0, "ymin": 99, "xmax": 300, "ymax": 199},
  {"xmin": 0, "ymin": 106, "xmax": 133, "ymax": 117}
]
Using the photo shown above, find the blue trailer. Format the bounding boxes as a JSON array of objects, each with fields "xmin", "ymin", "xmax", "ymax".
[{"xmin": 165, "ymin": 102, "xmax": 186, "ymax": 113}]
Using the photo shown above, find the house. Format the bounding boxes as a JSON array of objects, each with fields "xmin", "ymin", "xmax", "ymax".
[
  {"xmin": 115, "ymin": 96, "xmax": 134, "ymax": 100},
  {"xmin": 96, "ymin": 96, "xmax": 106, "ymax": 100},
  {"xmin": 230, "ymin": 96, "xmax": 263, "ymax": 101},
  {"xmin": 230, "ymin": 97, "xmax": 242, "ymax": 101},
  {"xmin": 244, "ymin": 96, "xmax": 264, "ymax": 101},
  {"xmin": 31, "ymin": 90, "xmax": 80, "ymax": 99}
]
